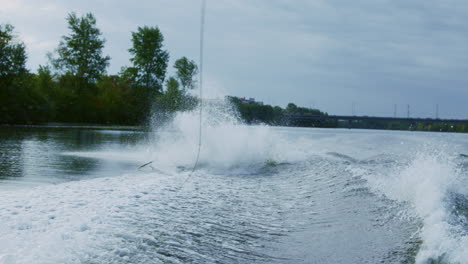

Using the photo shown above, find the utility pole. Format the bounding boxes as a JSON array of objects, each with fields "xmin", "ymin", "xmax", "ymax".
[
  {"xmin": 436, "ymin": 104, "xmax": 439, "ymax": 119},
  {"xmin": 407, "ymin": 104, "xmax": 410, "ymax": 118}
]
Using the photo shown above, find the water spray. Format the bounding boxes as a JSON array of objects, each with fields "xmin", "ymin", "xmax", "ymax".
[
  {"xmin": 139, "ymin": 0, "xmax": 207, "ymax": 188},
  {"xmin": 179, "ymin": 0, "xmax": 206, "ymax": 186}
]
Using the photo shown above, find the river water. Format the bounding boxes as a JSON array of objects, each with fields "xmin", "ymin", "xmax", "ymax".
[{"xmin": 0, "ymin": 115, "xmax": 467, "ymax": 263}]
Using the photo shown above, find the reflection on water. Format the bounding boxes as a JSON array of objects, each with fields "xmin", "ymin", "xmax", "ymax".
[{"xmin": 0, "ymin": 127, "xmax": 143, "ymax": 189}]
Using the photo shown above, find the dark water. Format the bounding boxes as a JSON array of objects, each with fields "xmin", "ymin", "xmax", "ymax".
[
  {"xmin": 0, "ymin": 126, "xmax": 466, "ymax": 264},
  {"xmin": 0, "ymin": 127, "xmax": 142, "ymax": 189}
]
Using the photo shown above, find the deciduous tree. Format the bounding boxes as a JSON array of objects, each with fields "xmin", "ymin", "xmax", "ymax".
[
  {"xmin": 129, "ymin": 26, "xmax": 169, "ymax": 94},
  {"xmin": 0, "ymin": 24, "xmax": 27, "ymax": 88},
  {"xmin": 50, "ymin": 12, "xmax": 110, "ymax": 86},
  {"xmin": 174, "ymin": 57, "xmax": 198, "ymax": 90},
  {"xmin": 0, "ymin": 23, "xmax": 28, "ymax": 123}
]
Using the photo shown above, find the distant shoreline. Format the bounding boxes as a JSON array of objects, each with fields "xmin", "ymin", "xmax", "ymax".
[
  {"xmin": 1, "ymin": 122, "xmax": 467, "ymax": 134},
  {"xmin": 0, "ymin": 123, "xmax": 143, "ymax": 131}
]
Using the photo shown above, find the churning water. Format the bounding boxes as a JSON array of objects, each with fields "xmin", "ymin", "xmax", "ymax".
[{"xmin": 0, "ymin": 106, "xmax": 467, "ymax": 263}]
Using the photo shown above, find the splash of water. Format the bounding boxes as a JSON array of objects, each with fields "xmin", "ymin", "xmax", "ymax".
[
  {"xmin": 145, "ymin": 99, "xmax": 291, "ymax": 174},
  {"xmin": 364, "ymin": 149, "xmax": 468, "ymax": 264}
]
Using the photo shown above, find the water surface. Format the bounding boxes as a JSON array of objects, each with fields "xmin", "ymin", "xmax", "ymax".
[
  {"xmin": 0, "ymin": 127, "xmax": 142, "ymax": 189},
  {"xmin": 0, "ymin": 125, "xmax": 467, "ymax": 264}
]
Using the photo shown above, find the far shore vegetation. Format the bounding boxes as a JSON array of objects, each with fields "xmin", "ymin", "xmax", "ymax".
[
  {"xmin": 1, "ymin": 13, "xmax": 198, "ymax": 126},
  {"xmin": 1, "ymin": 12, "xmax": 468, "ymax": 133}
]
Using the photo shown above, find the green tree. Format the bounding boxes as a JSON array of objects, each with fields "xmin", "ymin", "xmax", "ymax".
[
  {"xmin": 174, "ymin": 57, "xmax": 198, "ymax": 90},
  {"xmin": 161, "ymin": 77, "xmax": 182, "ymax": 112},
  {"xmin": 50, "ymin": 12, "xmax": 110, "ymax": 87},
  {"xmin": 0, "ymin": 24, "xmax": 28, "ymax": 123},
  {"xmin": 94, "ymin": 75, "xmax": 132, "ymax": 124},
  {"xmin": 48, "ymin": 12, "xmax": 110, "ymax": 122},
  {"xmin": 286, "ymin": 103, "xmax": 298, "ymax": 113},
  {"xmin": 36, "ymin": 65, "xmax": 56, "ymax": 103},
  {"xmin": 129, "ymin": 26, "xmax": 169, "ymax": 94},
  {"xmin": 36, "ymin": 65, "xmax": 54, "ymax": 88},
  {"xmin": 0, "ymin": 24, "xmax": 27, "ymax": 87},
  {"xmin": 118, "ymin": 66, "xmax": 139, "ymax": 86},
  {"xmin": 33, "ymin": 65, "xmax": 56, "ymax": 120},
  {"xmin": 273, "ymin": 106, "xmax": 284, "ymax": 123}
]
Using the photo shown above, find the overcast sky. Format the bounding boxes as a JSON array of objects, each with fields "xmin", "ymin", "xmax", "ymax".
[{"xmin": 2, "ymin": 0, "xmax": 468, "ymax": 118}]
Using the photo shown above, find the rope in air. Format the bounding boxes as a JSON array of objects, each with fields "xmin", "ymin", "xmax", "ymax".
[
  {"xmin": 139, "ymin": 0, "xmax": 206, "ymax": 189},
  {"xmin": 179, "ymin": 0, "xmax": 206, "ymax": 187}
]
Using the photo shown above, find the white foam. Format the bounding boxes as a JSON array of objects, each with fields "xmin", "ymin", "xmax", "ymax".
[
  {"xmin": 145, "ymin": 102, "xmax": 306, "ymax": 172},
  {"xmin": 364, "ymin": 150, "xmax": 468, "ymax": 264},
  {"xmin": 0, "ymin": 172, "xmax": 171, "ymax": 264}
]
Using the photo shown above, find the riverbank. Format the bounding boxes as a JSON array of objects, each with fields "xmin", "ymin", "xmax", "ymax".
[
  {"xmin": 0, "ymin": 123, "xmax": 143, "ymax": 131},
  {"xmin": 2, "ymin": 121, "xmax": 467, "ymax": 135}
]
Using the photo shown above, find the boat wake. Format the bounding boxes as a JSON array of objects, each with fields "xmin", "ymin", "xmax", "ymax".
[{"xmin": 354, "ymin": 147, "xmax": 468, "ymax": 264}]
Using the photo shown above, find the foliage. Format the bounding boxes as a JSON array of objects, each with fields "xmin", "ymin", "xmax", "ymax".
[
  {"xmin": 50, "ymin": 12, "xmax": 110, "ymax": 86},
  {"xmin": 156, "ymin": 77, "xmax": 198, "ymax": 116},
  {"xmin": 228, "ymin": 96, "xmax": 328, "ymax": 125},
  {"xmin": 286, "ymin": 103, "xmax": 297, "ymax": 113},
  {"xmin": 0, "ymin": 24, "xmax": 30, "ymax": 124},
  {"xmin": 154, "ymin": 56, "xmax": 199, "ymax": 118},
  {"xmin": 45, "ymin": 13, "xmax": 111, "ymax": 123},
  {"xmin": 286, "ymin": 103, "xmax": 324, "ymax": 116},
  {"xmin": 3, "ymin": 17, "xmax": 468, "ymax": 135},
  {"xmin": 0, "ymin": 24, "xmax": 27, "ymax": 92},
  {"xmin": 93, "ymin": 75, "xmax": 135, "ymax": 124},
  {"xmin": 129, "ymin": 26, "xmax": 169, "ymax": 94},
  {"xmin": 128, "ymin": 26, "xmax": 170, "ymax": 124},
  {"xmin": 0, "ymin": 24, "xmax": 27, "ymax": 83},
  {"xmin": 157, "ymin": 77, "xmax": 183, "ymax": 113},
  {"xmin": 174, "ymin": 57, "xmax": 198, "ymax": 90}
]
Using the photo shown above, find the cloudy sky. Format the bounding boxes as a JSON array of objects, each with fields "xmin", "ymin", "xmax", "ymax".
[{"xmin": 2, "ymin": 0, "xmax": 468, "ymax": 118}]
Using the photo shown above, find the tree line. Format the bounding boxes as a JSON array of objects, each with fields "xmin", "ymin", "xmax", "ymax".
[
  {"xmin": 0, "ymin": 12, "xmax": 198, "ymax": 125},
  {"xmin": 227, "ymin": 96, "xmax": 329, "ymax": 125},
  {"xmin": 227, "ymin": 96, "xmax": 468, "ymax": 133},
  {"xmin": 9, "ymin": 12, "xmax": 458, "ymax": 133}
]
